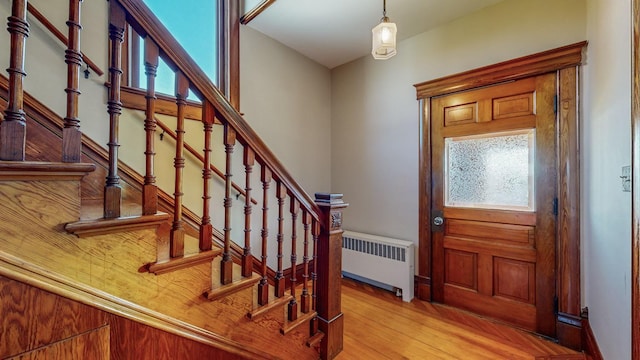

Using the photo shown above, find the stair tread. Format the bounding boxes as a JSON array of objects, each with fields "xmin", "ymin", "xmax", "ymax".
[
  {"xmin": 204, "ymin": 273, "xmax": 261, "ymax": 301},
  {"xmin": 147, "ymin": 248, "xmax": 223, "ymax": 275},
  {"xmin": 280, "ymin": 310, "xmax": 317, "ymax": 335},
  {"xmin": 306, "ymin": 331, "xmax": 324, "ymax": 348},
  {"xmin": 65, "ymin": 211, "xmax": 170, "ymax": 237},
  {"xmin": 248, "ymin": 294, "xmax": 294, "ymax": 320}
]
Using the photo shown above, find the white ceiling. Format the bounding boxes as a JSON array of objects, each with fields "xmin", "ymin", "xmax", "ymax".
[{"xmin": 247, "ymin": 0, "xmax": 505, "ymax": 69}]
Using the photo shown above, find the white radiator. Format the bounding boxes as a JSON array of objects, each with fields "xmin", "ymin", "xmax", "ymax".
[{"xmin": 342, "ymin": 231, "xmax": 414, "ymax": 302}]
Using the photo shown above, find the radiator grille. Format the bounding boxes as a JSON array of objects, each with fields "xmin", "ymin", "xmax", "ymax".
[{"xmin": 342, "ymin": 236, "xmax": 406, "ymax": 262}]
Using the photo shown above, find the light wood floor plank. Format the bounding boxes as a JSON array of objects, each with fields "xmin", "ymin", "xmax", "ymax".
[{"xmin": 338, "ymin": 278, "xmax": 586, "ymax": 359}]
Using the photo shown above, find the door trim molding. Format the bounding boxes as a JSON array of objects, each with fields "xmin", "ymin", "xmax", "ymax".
[
  {"xmin": 414, "ymin": 41, "xmax": 587, "ymax": 348},
  {"xmin": 414, "ymin": 41, "xmax": 586, "ymax": 99},
  {"xmin": 632, "ymin": 0, "xmax": 640, "ymax": 358}
]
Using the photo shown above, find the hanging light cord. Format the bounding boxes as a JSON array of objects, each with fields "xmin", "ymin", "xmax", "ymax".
[{"xmin": 381, "ymin": 0, "xmax": 388, "ymax": 21}]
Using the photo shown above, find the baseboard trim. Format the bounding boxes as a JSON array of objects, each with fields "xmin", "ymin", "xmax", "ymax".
[
  {"xmin": 415, "ymin": 275, "xmax": 431, "ymax": 301},
  {"xmin": 582, "ymin": 309, "xmax": 603, "ymax": 360},
  {"xmin": 557, "ymin": 312, "xmax": 583, "ymax": 351}
]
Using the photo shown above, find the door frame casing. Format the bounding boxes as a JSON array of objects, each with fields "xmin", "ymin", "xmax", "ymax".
[{"xmin": 414, "ymin": 41, "xmax": 587, "ymax": 348}]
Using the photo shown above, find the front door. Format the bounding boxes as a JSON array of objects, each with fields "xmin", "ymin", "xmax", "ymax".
[{"xmin": 430, "ymin": 74, "xmax": 557, "ymax": 335}]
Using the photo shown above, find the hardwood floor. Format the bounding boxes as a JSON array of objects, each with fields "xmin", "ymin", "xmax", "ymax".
[{"xmin": 338, "ymin": 278, "xmax": 587, "ymax": 360}]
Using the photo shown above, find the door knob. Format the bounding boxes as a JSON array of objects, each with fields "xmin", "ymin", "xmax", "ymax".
[{"xmin": 433, "ymin": 216, "xmax": 444, "ymax": 226}]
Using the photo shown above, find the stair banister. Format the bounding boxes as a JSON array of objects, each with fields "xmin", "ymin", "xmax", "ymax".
[
  {"xmin": 111, "ymin": 1, "xmax": 347, "ymax": 358},
  {"xmin": 114, "ymin": 0, "xmax": 322, "ymax": 220}
]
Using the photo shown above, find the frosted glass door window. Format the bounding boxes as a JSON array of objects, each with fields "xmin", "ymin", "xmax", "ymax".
[{"xmin": 444, "ymin": 129, "xmax": 535, "ymax": 211}]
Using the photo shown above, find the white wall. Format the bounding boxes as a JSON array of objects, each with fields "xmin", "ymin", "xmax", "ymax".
[
  {"xmin": 239, "ymin": 26, "xmax": 332, "ymax": 196},
  {"xmin": 331, "ymin": 0, "xmax": 587, "ymax": 246},
  {"xmin": 583, "ymin": 0, "xmax": 632, "ymax": 358}
]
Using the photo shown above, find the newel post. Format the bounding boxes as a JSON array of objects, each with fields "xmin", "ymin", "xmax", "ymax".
[{"xmin": 314, "ymin": 193, "xmax": 347, "ymax": 360}]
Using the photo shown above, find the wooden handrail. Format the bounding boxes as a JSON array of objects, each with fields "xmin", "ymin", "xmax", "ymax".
[
  {"xmin": 26, "ymin": 3, "xmax": 104, "ymax": 77},
  {"xmin": 115, "ymin": 0, "xmax": 322, "ymax": 223},
  {"xmin": 240, "ymin": 0, "xmax": 276, "ymax": 25}
]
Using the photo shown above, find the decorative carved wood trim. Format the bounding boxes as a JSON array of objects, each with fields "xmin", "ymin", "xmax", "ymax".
[
  {"xmin": 0, "ymin": 251, "xmax": 275, "ymax": 360},
  {"xmin": 240, "ymin": 0, "xmax": 276, "ymax": 25},
  {"xmin": 633, "ymin": 0, "xmax": 640, "ymax": 358},
  {"xmin": 414, "ymin": 41, "xmax": 587, "ymax": 99},
  {"xmin": 415, "ymin": 42, "xmax": 586, "ymax": 346}
]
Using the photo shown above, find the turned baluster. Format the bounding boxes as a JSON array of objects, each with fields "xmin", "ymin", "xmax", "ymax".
[
  {"xmin": 301, "ymin": 211, "xmax": 311, "ymax": 313},
  {"xmin": 104, "ymin": 1, "xmax": 126, "ymax": 218},
  {"xmin": 257, "ymin": 166, "xmax": 272, "ymax": 306},
  {"xmin": 288, "ymin": 197, "xmax": 300, "ymax": 321},
  {"xmin": 274, "ymin": 182, "xmax": 286, "ymax": 297},
  {"xmin": 1, "ymin": 0, "xmax": 29, "ymax": 161},
  {"xmin": 200, "ymin": 101, "xmax": 215, "ymax": 251},
  {"xmin": 242, "ymin": 147, "xmax": 255, "ymax": 277},
  {"xmin": 142, "ymin": 37, "xmax": 159, "ymax": 215},
  {"xmin": 170, "ymin": 72, "xmax": 189, "ymax": 258},
  {"xmin": 221, "ymin": 124, "xmax": 236, "ymax": 285},
  {"xmin": 62, "ymin": 0, "xmax": 83, "ymax": 162}
]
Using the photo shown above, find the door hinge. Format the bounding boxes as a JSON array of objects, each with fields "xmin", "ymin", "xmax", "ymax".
[
  {"xmin": 553, "ymin": 95, "xmax": 558, "ymax": 114},
  {"xmin": 553, "ymin": 198, "xmax": 558, "ymax": 216}
]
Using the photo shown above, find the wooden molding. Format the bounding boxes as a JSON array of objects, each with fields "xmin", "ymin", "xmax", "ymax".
[
  {"xmin": 582, "ymin": 309, "xmax": 604, "ymax": 360},
  {"xmin": 280, "ymin": 310, "xmax": 317, "ymax": 335},
  {"xmin": 0, "ymin": 251, "xmax": 275, "ymax": 360},
  {"xmin": 0, "ymin": 161, "xmax": 95, "ymax": 181},
  {"xmin": 414, "ymin": 41, "xmax": 587, "ymax": 99}
]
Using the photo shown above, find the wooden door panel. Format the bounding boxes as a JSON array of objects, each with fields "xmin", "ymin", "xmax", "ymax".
[
  {"xmin": 493, "ymin": 257, "xmax": 536, "ymax": 304},
  {"xmin": 492, "ymin": 92, "xmax": 535, "ymax": 120},
  {"xmin": 444, "ymin": 284, "xmax": 537, "ymax": 330},
  {"xmin": 444, "ymin": 102, "xmax": 478, "ymax": 126},
  {"xmin": 446, "ymin": 219, "xmax": 535, "ymax": 246},
  {"xmin": 445, "ymin": 207, "xmax": 536, "ymax": 226},
  {"xmin": 432, "ymin": 74, "xmax": 557, "ymax": 335},
  {"xmin": 444, "ymin": 249, "xmax": 477, "ymax": 290},
  {"xmin": 444, "ymin": 237, "xmax": 536, "ymax": 262},
  {"xmin": 440, "ymin": 115, "xmax": 536, "ymax": 138}
]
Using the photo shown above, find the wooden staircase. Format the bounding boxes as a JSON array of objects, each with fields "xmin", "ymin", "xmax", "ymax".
[{"xmin": 0, "ymin": 0, "xmax": 346, "ymax": 359}]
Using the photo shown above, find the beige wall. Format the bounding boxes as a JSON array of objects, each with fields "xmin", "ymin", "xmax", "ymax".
[
  {"xmin": 583, "ymin": 0, "xmax": 632, "ymax": 358},
  {"xmin": 239, "ymin": 25, "xmax": 332, "ymax": 196},
  {"xmin": 0, "ymin": 0, "xmax": 111, "ymax": 146}
]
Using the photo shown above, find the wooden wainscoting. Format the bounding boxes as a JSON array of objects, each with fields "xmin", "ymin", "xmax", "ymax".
[{"xmin": 0, "ymin": 275, "xmax": 266, "ymax": 359}]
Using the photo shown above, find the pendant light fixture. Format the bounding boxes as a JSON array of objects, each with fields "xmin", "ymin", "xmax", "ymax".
[{"xmin": 371, "ymin": 0, "xmax": 397, "ymax": 60}]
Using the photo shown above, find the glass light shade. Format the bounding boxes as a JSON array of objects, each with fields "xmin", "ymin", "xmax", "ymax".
[{"xmin": 371, "ymin": 20, "xmax": 397, "ymax": 60}]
